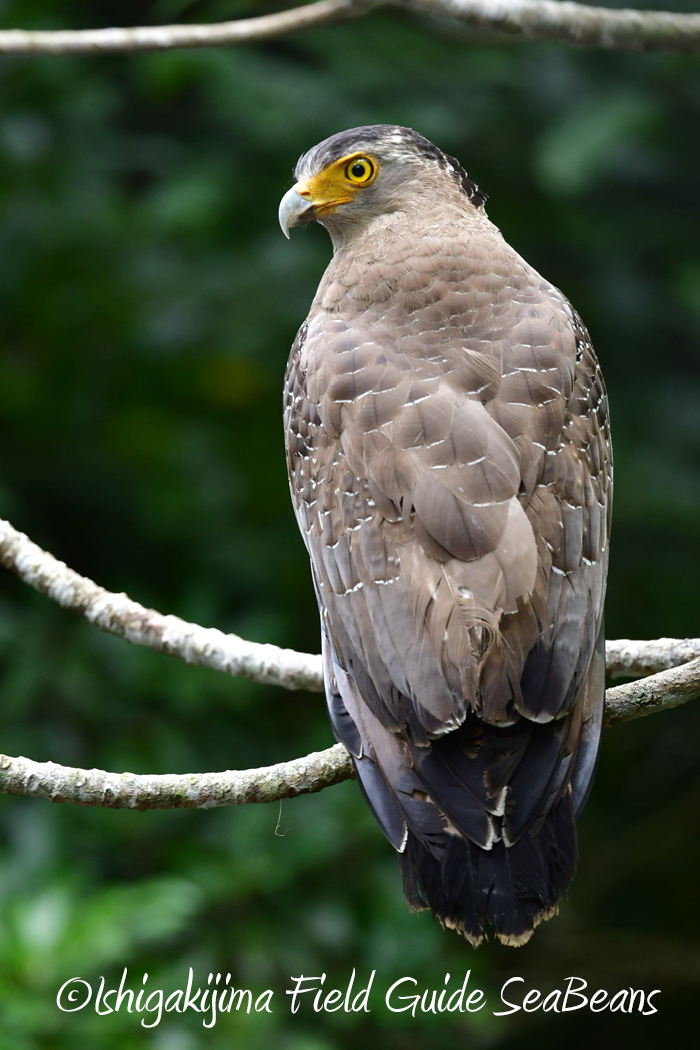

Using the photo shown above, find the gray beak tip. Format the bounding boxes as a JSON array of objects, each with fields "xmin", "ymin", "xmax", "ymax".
[{"xmin": 279, "ymin": 186, "xmax": 312, "ymax": 239}]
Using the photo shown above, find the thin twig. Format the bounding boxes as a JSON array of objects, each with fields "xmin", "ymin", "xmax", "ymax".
[{"xmin": 0, "ymin": 0, "xmax": 698, "ymax": 56}]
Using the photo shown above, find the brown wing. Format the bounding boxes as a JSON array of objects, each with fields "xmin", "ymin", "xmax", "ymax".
[{"xmin": 284, "ymin": 221, "xmax": 611, "ymax": 943}]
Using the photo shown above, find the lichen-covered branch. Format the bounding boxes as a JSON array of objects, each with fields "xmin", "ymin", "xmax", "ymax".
[
  {"xmin": 0, "ymin": 0, "xmax": 367, "ymax": 55},
  {"xmin": 605, "ymin": 637, "xmax": 700, "ymax": 680},
  {"xmin": 1, "ymin": 515, "xmax": 700, "ymax": 806},
  {"xmin": 2, "ymin": 519, "xmax": 699, "ymax": 698},
  {"xmin": 1, "ymin": 510, "xmax": 699, "ymax": 808},
  {"xmin": 1, "ymin": 656, "xmax": 698, "ymax": 810},
  {"xmin": 405, "ymin": 0, "xmax": 700, "ymax": 54},
  {"xmin": 0, "ymin": 744, "xmax": 354, "ymax": 809},
  {"xmin": 604, "ymin": 656, "xmax": 700, "ymax": 727},
  {"xmin": 0, "ymin": 0, "xmax": 698, "ymax": 56},
  {"xmin": 0, "ymin": 519, "xmax": 323, "ymax": 693}
]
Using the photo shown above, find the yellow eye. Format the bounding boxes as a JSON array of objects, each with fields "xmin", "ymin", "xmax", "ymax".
[{"xmin": 345, "ymin": 157, "xmax": 375, "ymax": 184}]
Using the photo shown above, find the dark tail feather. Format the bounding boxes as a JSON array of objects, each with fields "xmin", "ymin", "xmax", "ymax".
[{"xmin": 398, "ymin": 792, "xmax": 577, "ymax": 946}]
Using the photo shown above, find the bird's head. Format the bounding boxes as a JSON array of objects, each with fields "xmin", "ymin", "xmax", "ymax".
[{"xmin": 279, "ymin": 124, "xmax": 486, "ymax": 248}]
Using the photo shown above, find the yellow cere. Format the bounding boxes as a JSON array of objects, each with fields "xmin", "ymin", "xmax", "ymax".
[{"xmin": 294, "ymin": 152, "xmax": 379, "ymax": 216}]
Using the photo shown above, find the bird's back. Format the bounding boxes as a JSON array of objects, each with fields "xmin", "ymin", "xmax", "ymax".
[{"xmin": 284, "ymin": 162, "xmax": 611, "ymax": 946}]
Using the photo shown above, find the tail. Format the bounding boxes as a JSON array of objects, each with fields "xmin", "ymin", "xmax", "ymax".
[
  {"xmin": 399, "ymin": 791, "xmax": 577, "ymax": 947},
  {"xmin": 322, "ymin": 622, "xmax": 604, "ymax": 947}
]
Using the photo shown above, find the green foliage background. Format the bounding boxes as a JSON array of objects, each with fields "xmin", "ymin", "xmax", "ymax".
[{"xmin": 0, "ymin": 0, "xmax": 699, "ymax": 1046}]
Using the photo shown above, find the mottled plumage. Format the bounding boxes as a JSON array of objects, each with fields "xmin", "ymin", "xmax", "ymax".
[{"xmin": 280, "ymin": 125, "xmax": 612, "ymax": 946}]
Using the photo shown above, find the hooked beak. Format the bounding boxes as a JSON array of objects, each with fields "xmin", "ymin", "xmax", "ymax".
[
  {"xmin": 278, "ymin": 182, "xmax": 352, "ymax": 238},
  {"xmin": 278, "ymin": 186, "xmax": 315, "ymax": 239}
]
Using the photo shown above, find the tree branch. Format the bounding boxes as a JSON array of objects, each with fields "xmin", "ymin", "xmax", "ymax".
[
  {"xmin": 605, "ymin": 637, "xmax": 700, "ymax": 680},
  {"xmin": 0, "ymin": 0, "xmax": 367, "ymax": 56},
  {"xmin": 0, "ymin": 0, "xmax": 698, "ymax": 57},
  {"xmin": 604, "ymin": 657, "xmax": 700, "ymax": 727},
  {"xmin": 1, "ymin": 514, "xmax": 699, "ymax": 807},
  {"xmin": 0, "ymin": 518, "xmax": 323, "ymax": 693},
  {"xmin": 2, "ymin": 518, "xmax": 699, "ymax": 693},
  {"xmin": 404, "ymin": 0, "xmax": 700, "ymax": 53},
  {"xmin": 0, "ymin": 658, "xmax": 698, "ymax": 810},
  {"xmin": 0, "ymin": 744, "xmax": 354, "ymax": 809}
]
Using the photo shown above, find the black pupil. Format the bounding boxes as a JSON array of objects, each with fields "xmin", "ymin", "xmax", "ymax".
[{"xmin": 352, "ymin": 162, "xmax": 368, "ymax": 179}]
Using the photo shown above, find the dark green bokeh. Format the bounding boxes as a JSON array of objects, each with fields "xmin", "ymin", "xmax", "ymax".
[{"xmin": 0, "ymin": 1, "xmax": 699, "ymax": 1046}]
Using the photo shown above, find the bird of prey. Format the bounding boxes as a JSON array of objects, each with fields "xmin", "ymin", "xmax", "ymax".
[{"xmin": 279, "ymin": 125, "xmax": 612, "ymax": 946}]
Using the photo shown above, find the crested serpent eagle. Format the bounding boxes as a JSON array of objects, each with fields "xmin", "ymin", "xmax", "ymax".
[{"xmin": 279, "ymin": 125, "xmax": 612, "ymax": 946}]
